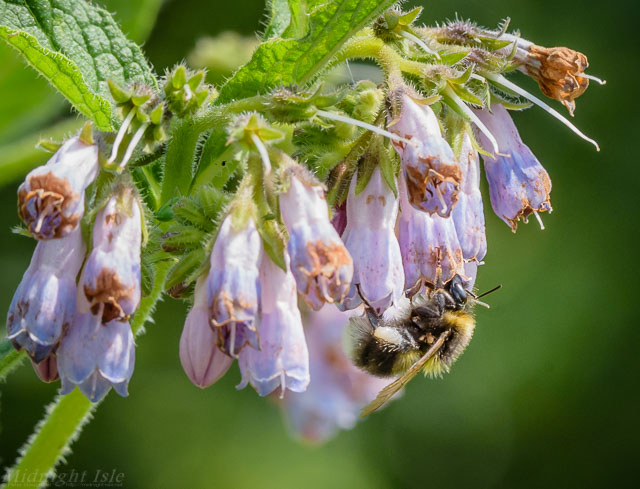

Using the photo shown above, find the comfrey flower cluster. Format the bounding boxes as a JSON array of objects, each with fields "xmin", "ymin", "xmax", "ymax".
[
  {"xmin": 5, "ymin": 5, "xmax": 602, "ymax": 442},
  {"xmin": 8, "ymin": 131, "xmax": 143, "ymax": 401}
]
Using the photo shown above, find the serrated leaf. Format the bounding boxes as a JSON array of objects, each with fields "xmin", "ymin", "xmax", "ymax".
[
  {"xmin": 218, "ymin": 0, "xmax": 396, "ymax": 103},
  {"xmin": 0, "ymin": 0, "xmax": 156, "ymax": 130}
]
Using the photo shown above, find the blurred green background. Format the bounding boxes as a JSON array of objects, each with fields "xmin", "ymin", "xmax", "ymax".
[{"xmin": 1, "ymin": 0, "xmax": 638, "ymax": 488}]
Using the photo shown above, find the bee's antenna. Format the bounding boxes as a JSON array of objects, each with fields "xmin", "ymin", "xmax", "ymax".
[{"xmin": 476, "ymin": 284, "xmax": 502, "ymax": 300}]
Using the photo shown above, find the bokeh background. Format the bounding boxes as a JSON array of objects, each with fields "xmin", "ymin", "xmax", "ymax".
[{"xmin": 1, "ymin": 0, "xmax": 638, "ymax": 488}]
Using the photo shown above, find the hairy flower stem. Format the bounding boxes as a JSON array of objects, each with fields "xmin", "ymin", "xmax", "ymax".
[
  {"xmin": 2, "ymin": 262, "xmax": 170, "ymax": 488},
  {"xmin": 334, "ymin": 33, "xmax": 430, "ymax": 80}
]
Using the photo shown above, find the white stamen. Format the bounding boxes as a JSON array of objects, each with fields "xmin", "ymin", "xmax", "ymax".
[
  {"xmin": 444, "ymin": 86, "xmax": 501, "ymax": 155},
  {"xmin": 469, "ymin": 73, "xmax": 487, "ymax": 84},
  {"xmin": 533, "ymin": 210, "xmax": 545, "ymax": 230},
  {"xmin": 34, "ymin": 210, "xmax": 47, "ymax": 234},
  {"xmin": 316, "ymin": 109, "xmax": 413, "ymax": 146},
  {"xmin": 399, "ymin": 30, "xmax": 441, "ymax": 60},
  {"xmin": 250, "ymin": 133, "xmax": 272, "ymax": 175},
  {"xmin": 487, "ymin": 73, "xmax": 600, "ymax": 151},
  {"xmin": 119, "ymin": 123, "xmax": 149, "ymax": 169},
  {"xmin": 108, "ymin": 107, "xmax": 136, "ymax": 164},
  {"xmin": 581, "ymin": 73, "xmax": 607, "ymax": 85},
  {"xmin": 279, "ymin": 370, "xmax": 286, "ymax": 399}
]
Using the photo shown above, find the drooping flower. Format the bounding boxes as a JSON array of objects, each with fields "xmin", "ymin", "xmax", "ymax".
[
  {"xmin": 282, "ymin": 305, "xmax": 389, "ymax": 443},
  {"xmin": 475, "ymin": 104, "xmax": 552, "ymax": 231},
  {"xmin": 57, "ymin": 309, "xmax": 135, "ymax": 402},
  {"xmin": 6, "ymin": 227, "xmax": 85, "ymax": 363},
  {"xmin": 341, "ymin": 167, "xmax": 404, "ymax": 314},
  {"xmin": 18, "ymin": 136, "xmax": 99, "ymax": 240},
  {"xmin": 206, "ymin": 213, "xmax": 262, "ymax": 357},
  {"xmin": 398, "ymin": 177, "xmax": 465, "ymax": 290},
  {"xmin": 80, "ymin": 189, "xmax": 142, "ymax": 323},
  {"xmin": 237, "ymin": 252, "xmax": 309, "ymax": 397},
  {"xmin": 502, "ymin": 34, "xmax": 591, "ymax": 116},
  {"xmin": 451, "ymin": 133, "xmax": 487, "ymax": 263},
  {"xmin": 180, "ymin": 277, "xmax": 233, "ymax": 388},
  {"xmin": 279, "ymin": 166, "xmax": 353, "ymax": 310},
  {"xmin": 389, "ymin": 93, "xmax": 462, "ymax": 217}
]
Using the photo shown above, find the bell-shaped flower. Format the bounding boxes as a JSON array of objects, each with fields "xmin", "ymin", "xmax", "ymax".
[
  {"xmin": 451, "ymin": 133, "xmax": 487, "ymax": 263},
  {"xmin": 80, "ymin": 189, "xmax": 142, "ymax": 323},
  {"xmin": 279, "ymin": 167, "xmax": 353, "ymax": 310},
  {"xmin": 341, "ymin": 168, "xmax": 404, "ymax": 315},
  {"xmin": 475, "ymin": 104, "xmax": 552, "ymax": 231},
  {"xmin": 389, "ymin": 94, "xmax": 462, "ymax": 217},
  {"xmin": 58, "ymin": 308, "xmax": 135, "ymax": 402},
  {"xmin": 398, "ymin": 178, "xmax": 465, "ymax": 290},
  {"xmin": 6, "ymin": 227, "xmax": 85, "ymax": 363},
  {"xmin": 18, "ymin": 136, "xmax": 99, "ymax": 240},
  {"xmin": 207, "ymin": 213, "xmax": 262, "ymax": 357},
  {"xmin": 237, "ymin": 253, "xmax": 309, "ymax": 397},
  {"xmin": 282, "ymin": 305, "xmax": 389, "ymax": 443},
  {"xmin": 180, "ymin": 277, "xmax": 233, "ymax": 388}
]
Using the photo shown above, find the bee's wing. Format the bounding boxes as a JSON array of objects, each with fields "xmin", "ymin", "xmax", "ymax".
[{"xmin": 360, "ymin": 330, "xmax": 450, "ymax": 418}]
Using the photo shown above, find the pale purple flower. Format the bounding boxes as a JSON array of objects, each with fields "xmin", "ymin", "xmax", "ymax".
[
  {"xmin": 80, "ymin": 190, "xmax": 142, "ymax": 323},
  {"xmin": 279, "ymin": 168, "xmax": 353, "ymax": 310},
  {"xmin": 58, "ymin": 310, "xmax": 135, "ymax": 402},
  {"xmin": 180, "ymin": 277, "xmax": 233, "ymax": 388},
  {"xmin": 341, "ymin": 168, "xmax": 404, "ymax": 314},
  {"xmin": 398, "ymin": 178, "xmax": 465, "ymax": 290},
  {"xmin": 283, "ymin": 305, "xmax": 389, "ymax": 443},
  {"xmin": 237, "ymin": 253, "xmax": 309, "ymax": 397},
  {"xmin": 207, "ymin": 214, "xmax": 262, "ymax": 356},
  {"xmin": 6, "ymin": 227, "xmax": 85, "ymax": 363},
  {"xmin": 390, "ymin": 94, "xmax": 462, "ymax": 217},
  {"xmin": 451, "ymin": 133, "xmax": 487, "ymax": 263},
  {"xmin": 475, "ymin": 104, "xmax": 552, "ymax": 231},
  {"xmin": 18, "ymin": 136, "xmax": 99, "ymax": 240}
]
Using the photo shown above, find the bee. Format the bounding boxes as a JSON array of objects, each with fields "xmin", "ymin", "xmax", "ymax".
[{"xmin": 349, "ymin": 275, "xmax": 500, "ymax": 417}]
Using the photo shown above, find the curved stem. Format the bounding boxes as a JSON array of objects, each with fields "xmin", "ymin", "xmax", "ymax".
[{"xmin": 2, "ymin": 262, "xmax": 170, "ymax": 489}]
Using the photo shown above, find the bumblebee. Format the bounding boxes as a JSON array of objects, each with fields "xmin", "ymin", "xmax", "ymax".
[{"xmin": 350, "ymin": 275, "xmax": 499, "ymax": 416}]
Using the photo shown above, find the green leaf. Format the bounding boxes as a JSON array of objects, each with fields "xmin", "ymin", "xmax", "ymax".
[
  {"xmin": 0, "ymin": 0, "xmax": 156, "ymax": 130},
  {"xmin": 218, "ymin": 0, "xmax": 395, "ymax": 103}
]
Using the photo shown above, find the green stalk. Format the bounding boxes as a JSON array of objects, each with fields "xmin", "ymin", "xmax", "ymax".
[
  {"xmin": 2, "ymin": 262, "xmax": 170, "ymax": 489},
  {"xmin": 0, "ymin": 340, "xmax": 26, "ymax": 382}
]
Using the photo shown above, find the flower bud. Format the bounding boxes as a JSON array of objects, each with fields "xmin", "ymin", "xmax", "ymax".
[
  {"xmin": 18, "ymin": 136, "xmax": 99, "ymax": 240},
  {"xmin": 279, "ymin": 168, "xmax": 353, "ymax": 310},
  {"xmin": 207, "ymin": 214, "xmax": 262, "ymax": 356},
  {"xmin": 341, "ymin": 168, "xmax": 404, "ymax": 314},
  {"xmin": 398, "ymin": 178, "xmax": 465, "ymax": 289},
  {"xmin": 475, "ymin": 105, "xmax": 552, "ymax": 231},
  {"xmin": 451, "ymin": 134, "xmax": 487, "ymax": 263},
  {"xmin": 7, "ymin": 227, "xmax": 85, "ymax": 363},
  {"xmin": 81, "ymin": 190, "xmax": 142, "ymax": 323},
  {"xmin": 180, "ymin": 277, "xmax": 233, "ymax": 388},
  {"xmin": 58, "ymin": 310, "xmax": 135, "ymax": 402},
  {"xmin": 32, "ymin": 353, "xmax": 59, "ymax": 383},
  {"xmin": 237, "ymin": 253, "xmax": 309, "ymax": 397},
  {"xmin": 389, "ymin": 94, "xmax": 462, "ymax": 217},
  {"xmin": 283, "ymin": 305, "xmax": 389, "ymax": 443}
]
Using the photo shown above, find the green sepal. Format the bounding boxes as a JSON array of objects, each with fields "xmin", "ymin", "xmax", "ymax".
[
  {"xmin": 162, "ymin": 225, "xmax": 208, "ymax": 252},
  {"xmin": 108, "ymin": 79, "xmax": 133, "ymax": 104},
  {"xmin": 258, "ymin": 218, "xmax": 286, "ymax": 271},
  {"xmin": 173, "ymin": 198, "xmax": 215, "ymax": 231},
  {"xmin": 439, "ymin": 51, "xmax": 469, "ymax": 66},
  {"xmin": 448, "ymin": 82, "xmax": 484, "ymax": 106},
  {"xmin": 165, "ymin": 248, "xmax": 208, "ymax": 292}
]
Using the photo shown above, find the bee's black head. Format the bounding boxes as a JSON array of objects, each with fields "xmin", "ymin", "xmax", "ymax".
[{"xmin": 447, "ymin": 274, "xmax": 468, "ymax": 309}]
